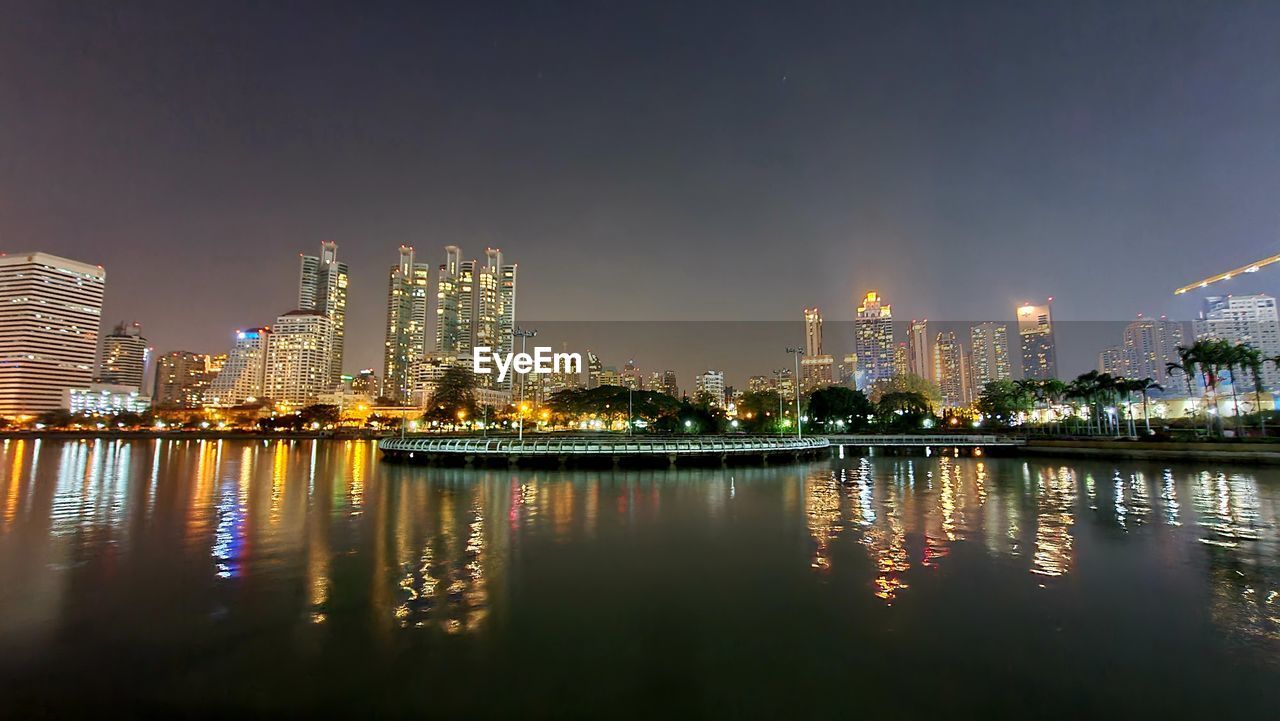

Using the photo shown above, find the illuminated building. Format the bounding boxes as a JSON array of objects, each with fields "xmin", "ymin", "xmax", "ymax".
[
  {"xmin": 839, "ymin": 353, "xmax": 858, "ymax": 386},
  {"xmin": 598, "ymin": 367, "xmax": 622, "ymax": 387},
  {"xmin": 892, "ymin": 343, "xmax": 908, "ymax": 377},
  {"xmin": 0, "ymin": 252, "xmax": 105, "ymax": 415},
  {"xmin": 804, "ymin": 307, "xmax": 823, "ymax": 357},
  {"xmin": 435, "ymin": 247, "xmax": 517, "ymax": 380},
  {"xmin": 1098, "ymin": 345, "xmax": 1126, "ymax": 376},
  {"xmin": 264, "ymin": 311, "xmax": 335, "ymax": 407},
  {"xmin": 907, "ymin": 319, "xmax": 930, "ymax": 379},
  {"xmin": 855, "ymin": 291, "xmax": 894, "ymax": 388},
  {"xmin": 98, "ymin": 321, "xmax": 150, "ymax": 389},
  {"xmin": 66, "ymin": 383, "xmax": 151, "ymax": 416},
  {"xmin": 207, "ymin": 328, "xmax": 269, "ymax": 406},
  {"xmin": 586, "ymin": 351, "xmax": 602, "ymax": 388},
  {"xmin": 747, "ymin": 375, "xmax": 771, "ymax": 393},
  {"xmin": 1110, "ymin": 315, "xmax": 1185, "ymax": 384},
  {"xmin": 695, "ymin": 370, "xmax": 726, "ymax": 407},
  {"xmin": 969, "ymin": 322, "xmax": 1010, "ymax": 390},
  {"xmin": 153, "ymin": 351, "xmax": 215, "ymax": 409},
  {"xmin": 383, "ymin": 245, "xmax": 431, "ymax": 403},
  {"xmin": 647, "ymin": 370, "xmax": 679, "ymax": 398},
  {"xmin": 1017, "ymin": 299, "xmax": 1058, "ymax": 380},
  {"xmin": 622, "ymin": 359, "xmax": 643, "ymax": 390},
  {"xmin": 409, "ymin": 353, "xmax": 456, "ymax": 406},
  {"xmin": 933, "ymin": 331, "xmax": 966, "ymax": 407},
  {"xmin": 802, "ymin": 354, "xmax": 835, "ymax": 391},
  {"xmin": 1194, "ymin": 294, "xmax": 1280, "ymax": 390},
  {"xmin": 351, "ymin": 369, "xmax": 379, "ymax": 395},
  {"xmin": 298, "ymin": 241, "xmax": 348, "ymax": 387}
]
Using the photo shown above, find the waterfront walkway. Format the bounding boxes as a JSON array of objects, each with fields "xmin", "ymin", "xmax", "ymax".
[
  {"xmin": 825, "ymin": 434, "xmax": 1024, "ymax": 447},
  {"xmin": 379, "ymin": 435, "xmax": 830, "ymax": 467}
]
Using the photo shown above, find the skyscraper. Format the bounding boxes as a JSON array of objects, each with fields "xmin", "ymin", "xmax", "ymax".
[
  {"xmin": 383, "ymin": 245, "xmax": 430, "ymax": 403},
  {"xmin": 153, "ymin": 351, "xmax": 214, "ymax": 409},
  {"xmin": 907, "ymin": 319, "xmax": 930, "ymax": 379},
  {"xmin": 1098, "ymin": 346, "xmax": 1127, "ymax": 376},
  {"xmin": 1121, "ymin": 315, "xmax": 1185, "ymax": 384},
  {"xmin": 475, "ymin": 248, "xmax": 518, "ymax": 386},
  {"xmin": 695, "ymin": 370, "xmax": 726, "ymax": 407},
  {"xmin": 99, "ymin": 321, "xmax": 150, "ymax": 389},
  {"xmin": 934, "ymin": 331, "xmax": 966, "ymax": 407},
  {"xmin": 804, "ymin": 307, "xmax": 823, "ymax": 357},
  {"xmin": 1017, "ymin": 299, "xmax": 1058, "ymax": 380},
  {"xmin": 265, "ymin": 311, "xmax": 334, "ymax": 407},
  {"xmin": 435, "ymin": 246, "xmax": 516, "ymax": 365},
  {"xmin": 1194, "ymin": 294, "xmax": 1280, "ymax": 390},
  {"xmin": 207, "ymin": 328, "xmax": 270, "ymax": 406},
  {"xmin": 298, "ymin": 241, "xmax": 348, "ymax": 387},
  {"xmin": 0, "ymin": 252, "xmax": 106, "ymax": 415},
  {"xmin": 969, "ymin": 322, "xmax": 1011, "ymax": 390},
  {"xmin": 855, "ymin": 291, "xmax": 894, "ymax": 388}
]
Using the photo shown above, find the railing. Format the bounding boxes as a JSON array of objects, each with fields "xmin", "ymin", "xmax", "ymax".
[
  {"xmin": 824, "ymin": 434, "xmax": 1022, "ymax": 446},
  {"xmin": 379, "ymin": 435, "xmax": 831, "ymax": 457}
]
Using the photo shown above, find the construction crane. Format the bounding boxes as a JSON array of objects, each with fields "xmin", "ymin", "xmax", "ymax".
[{"xmin": 1173, "ymin": 252, "xmax": 1280, "ymax": 295}]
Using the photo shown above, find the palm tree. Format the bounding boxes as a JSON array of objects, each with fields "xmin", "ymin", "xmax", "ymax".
[
  {"xmin": 1237, "ymin": 345, "xmax": 1266, "ymax": 435},
  {"xmin": 1217, "ymin": 340, "xmax": 1245, "ymax": 433},
  {"xmin": 1125, "ymin": 377, "xmax": 1162, "ymax": 435}
]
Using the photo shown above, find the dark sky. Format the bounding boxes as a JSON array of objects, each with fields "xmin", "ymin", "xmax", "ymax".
[{"xmin": 4, "ymin": 1, "xmax": 1280, "ymax": 381}]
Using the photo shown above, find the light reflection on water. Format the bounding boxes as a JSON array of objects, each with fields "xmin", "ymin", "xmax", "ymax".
[{"xmin": 0, "ymin": 439, "xmax": 1278, "ymax": 714}]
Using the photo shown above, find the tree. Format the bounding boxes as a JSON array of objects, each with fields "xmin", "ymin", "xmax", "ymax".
[
  {"xmin": 36, "ymin": 408, "xmax": 74, "ymax": 428},
  {"xmin": 734, "ymin": 390, "xmax": 786, "ymax": 433},
  {"xmin": 875, "ymin": 391, "xmax": 935, "ymax": 431},
  {"xmin": 867, "ymin": 373, "xmax": 942, "ymax": 412},
  {"xmin": 806, "ymin": 386, "xmax": 873, "ymax": 431},
  {"xmin": 976, "ymin": 380, "xmax": 1033, "ymax": 426},
  {"xmin": 424, "ymin": 366, "xmax": 478, "ymax": 426},
  {"xmin": 299, "ymin": 404, "xmax": 340, "ymax": 427}
]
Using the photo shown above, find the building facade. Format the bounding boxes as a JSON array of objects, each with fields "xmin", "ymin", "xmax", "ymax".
[
  {"xmin": 1194, "ymin": 294, "xmax": 1280, "ymax": 391},
  {"xmin": 969, "ymin": 322, "xmax": 1010, "ymax": 391},
  {"xmin": 934, "ymin": 331, "xmax": 966, "ymax": 408},
  {"xmin": 0, "ymin": 252, "xmax": 106, "ymax": 416},
  {"xmin": 907, "ymin": 319, "xmax": 930, "ymax": 380},
  {"xmin": 383, "ymin": 245, "xmax": 431, "ymax": 403},
  {"xmin": 855, "ymin": 291, "xmax": 895, "ymax": 388},
  {"xmin": 265, "ymin": 311, "xmax": 334, "ymax": 408},
  {"xmin": 695, "ymin": 370, "xmax": 726, "ymax": 407},
  {"xmin": 153, "ymin": 351, "xmax": 215, "ymax": 409},
  {"xmin": 1017, "ymin": 299, "xmax": 1058, "ymax": 380},
  {"xmin": 207, "ymin": 327, "xmax": 270, "ymax": 406},
  {"xmin": 298, "ymin": 241, "xmax": 348, "ymax": 388},
  {"xmin": 98, "ymin": 321, "xmax": 150, "ymax": 389}
]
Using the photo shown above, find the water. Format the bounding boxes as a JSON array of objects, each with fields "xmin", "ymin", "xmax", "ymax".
[{"xmin": 0, "ymin": 438, "xmax": 1277, "ymax": 718}]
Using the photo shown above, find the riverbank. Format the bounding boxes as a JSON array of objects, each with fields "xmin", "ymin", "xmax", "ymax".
[
  {"xmin": 1021, "ymin": 438, "xmax": 1280, "ymax": 464},
  {"xmin": 0, "ymin": 429, "xmax": 394, "ymax": 441}
]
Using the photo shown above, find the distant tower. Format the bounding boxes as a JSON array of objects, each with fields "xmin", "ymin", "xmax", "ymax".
[
  {"xmin": 907, "ymin": 319, "xmax": 930, "ymax": 379},
  {"xmin": 804, "ymin": 307, "xmax": 823, "ymax": 357},
  {"xmin": 1017, "ymin": 299, "xmax": 1058, "ymax": 380},
  {"xmin": 383, "ymin": 245, "xmax": 430, "ymax": 403},
  {"xmin": 99, "ymin": 321, "xmax": 150, "ymax": 389},
  {"xmin": 969, "ymin": 322, "xmax": 1011, "ymax": 390},
  {"xmin": 855, "ymin": 291, "xmax": 895, "ymax": 388},
  {"xmin": 933, "ymin": 331, "xmax": 965, "ymax": 408},
  {"xmin": 298, "ymin": 241, "xmax": 348, "ymax": 387}
]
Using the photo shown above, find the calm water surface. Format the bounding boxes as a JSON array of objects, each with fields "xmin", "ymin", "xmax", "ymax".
[{"xmin": 0, "ymin": 438, "xmax": 1277, "ymax": 718}]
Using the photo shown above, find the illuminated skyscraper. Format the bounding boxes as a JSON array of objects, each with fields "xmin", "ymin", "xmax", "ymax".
[
  {"xmin": 907, "ymin": 319, "xmax": 930, "ymax": 379},
  {"xmin": 298, "ymin": 241, "xmax": 348, "ymax": 387},
  {"xmin": 1098, "ymin": 346, "xmax": 1126, "ymax": 376},
  {"xmin": 208, "ymin": 328, "xmax": 270, "ymax": 406},
  {"xmin": 695, "ymin": 370, "xmax": 726, "ymax": 407},
  {"xmin": 934, "ymin": 331, "xmax": 966, "ymax": 407},
  {"xmin": 1017, "ymin": 299, "xmax": 1058, "ymax": 380},
  {"xmin": 435, "ymin": 246, "xmax": 516, "ymax": 368},
  {"xmin": 969, "ymin": 322, "xmax": 1011, "ymax": 390},
  {"xmin": 855, "ymin": 291, "xmax": 895, "ymax": 387},
  {"xmin": 383, "ymin": 245, "xmax": 431, "ymax": 403},
  {"xmin": 0, "ymin": 252, "xmax": 105, "ymax": 415},
  {"xmin": 265, "ymin": 311, "xmax": 334, "ymax": 407},
  {"xmin": 892, "ymin": 343, "xmax": 909, "ymax": 377},
  {"xmin": 99, "ymin": 321, "xmax": 150, "ymax": 389},
  {"xmin": 804, "ymin": 307, "xmax": 823, "ymax": 357},
  {"xmin": 1121, "ymin": 315, "xmax": 1185, "ymax": 384}
]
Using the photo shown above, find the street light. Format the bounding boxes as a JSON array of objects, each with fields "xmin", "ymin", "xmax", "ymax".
[
  {"xmin": 512, "ymin": 327, "xmax": 538, "ymax": 440},
  {"xmin": 785, "ymin": 347, "xmax": 805, "ymax": 438}
]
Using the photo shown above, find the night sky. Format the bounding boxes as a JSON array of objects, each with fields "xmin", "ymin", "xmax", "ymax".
[{"xmin": 4, "ymin": 1, "xmax": 1280, "ymax": 380}]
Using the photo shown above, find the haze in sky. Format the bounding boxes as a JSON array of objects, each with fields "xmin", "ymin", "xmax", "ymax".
[{"xmin": 3, "ymin": 1, "xmax": 1280, "ymax": 373}]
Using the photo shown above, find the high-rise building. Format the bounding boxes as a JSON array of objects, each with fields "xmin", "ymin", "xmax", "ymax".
[
  {"xmin": 0, "ymin": 252, "xmax": 106, "ymax": 416},
  {"xmin": 1194, "ymin": 294, "xmax": 1280, "ymax": 391},
  {"xmin": 208, "ymin": 328, "xmax": 270, "ymax": 406},
  {"xmin": 351, "ymin": 369, "xmax": 379, "ymax": 396},
  {"xmin": 802, "ymin": 354, "xmax": 835, "ymax": 391},
  {"xmin": 934, "ymin": 331, "xmax": 966, "ymax": 408},
  {"xmin": 435, "ymin": 246, "xmax": 517, "ymax": 369},
  {"xmin": 695, "ymin": 370, "xmax": 726, "ymax": 407},
  {"xmin": 383, "ymin": 246, "xmax": 431, "ymax": 403},
  {"xmin": 804, "ymin": 307, "xmax": 823, "ymax": 357},
  {"xmin": 1017, "ymin": 299, "xmax": 1058, "ymax": 380},
  {"xmin": 621, "ymin": 359, "xmax": 643, "ymax": 390},
  {"xmin": 1121, "ymin": 315, "xmax": 1185, "ymax": 384},
  {"xmin": 907, "ymin": 319, "xmax": 930, "ymax": 379},
  {"xmin": 746, "ymin": 375, "xmax": 772, "ymax": 393},
  {"xmin": 153, "ymin": 351, "xmax": 215, "ymax": 409},
  {"xmin": 969, "ymin": 322, "xmax": 1011, "ymax": 391},
  {"xmin": 298, "ymin": 241, "xmax": 348, "ymax": 387},
  {"xmin": 265, "ymin": 311, "xmax": 334, "ymax": 408},
  {"xmin": 892, "ymin": 343, "xmax": 909, "ymax": 377},
  {"xmin": 98, "ymin": 321, "xmax": 150, "ymax": 389},
  {"xmin": 855, "ymin": 291, "xmax": 895, "ymax": 388},
  {"xmin": 586, "ymin": 351, "xmax": 602, "ymax": 389},
  {"xmin": 1098, "ymin": 346, "xmax": 1127, "ymax": 376}
]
